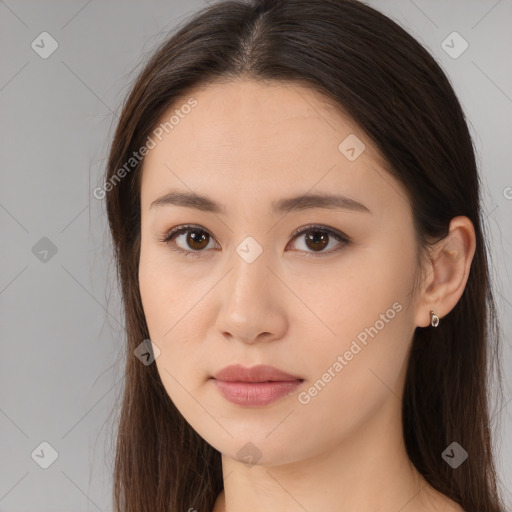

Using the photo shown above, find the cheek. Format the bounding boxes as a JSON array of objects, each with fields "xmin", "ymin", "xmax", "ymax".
[
  {"xmin": 293, "ymin": 291, "xmax": 412, "ymax": 449},
  {"xmin": 288, "ymin": 241, "xmax": 414, "ymax": 341},
  {"xmin": 138, "ymin": 245, "xmax": 211, "ymax": 390},
  {"xmin": 294, "ymin": 242, "xmax": 416, "ymax": 396},
  {"xmin": 138, "ymin": 238, "xmax": 189, "ymax": 337},
  {"xmin": 138, "ymin": 260, "xmax": 169, "ymax": 339},
  {"xmin": 139, "ymin": 261, "xmax": 208, "ymax": 419}
]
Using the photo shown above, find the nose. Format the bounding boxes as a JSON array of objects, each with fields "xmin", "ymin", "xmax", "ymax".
[{"xmin": 214, "ymin": 245, "xmax": 288, "ymax": 345}]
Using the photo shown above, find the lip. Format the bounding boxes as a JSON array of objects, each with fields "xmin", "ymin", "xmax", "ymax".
[
  {"xmin": 211, "ymin": 364, "xmax": 304, "ymax": 406},
  {"xmin": 212, "ymin": 364, "xmax": 303, "ymax": 382}
]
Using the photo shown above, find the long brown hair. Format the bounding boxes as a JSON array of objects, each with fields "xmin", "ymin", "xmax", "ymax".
[{"xmin": 103, "ymin": 1, "xmax": 506, "ymax": 510}]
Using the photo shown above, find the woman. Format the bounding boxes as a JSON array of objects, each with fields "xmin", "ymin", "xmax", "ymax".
[{"xmin": 102, "ymin": 0, "xmax": 506, "ymax": 510}]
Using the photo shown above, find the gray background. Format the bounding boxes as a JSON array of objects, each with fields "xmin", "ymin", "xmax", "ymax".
[{"xmin": 0, "ymin": 0, "xmax": 511, "ymax": 510}]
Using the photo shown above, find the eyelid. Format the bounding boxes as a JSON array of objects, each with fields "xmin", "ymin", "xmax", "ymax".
[
  {"xmin": 156, "ymin": 224, "xmax": 219, "ymax": 258},
  {"xmin": 287, "ymin": 224, "xmax": 351, "ymax": 257},
  {"xmin": 289, "ymin": 224, "xmax": 349, "ymax": 243},
  {"xmin": 157, "ymin": 223, "xmax": 351, "ymax": 258}
]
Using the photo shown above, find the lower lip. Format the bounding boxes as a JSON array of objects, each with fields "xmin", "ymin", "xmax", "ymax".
[{"xmin": 211, "ymin": 379, "xmax": 303, "ymax": 406}]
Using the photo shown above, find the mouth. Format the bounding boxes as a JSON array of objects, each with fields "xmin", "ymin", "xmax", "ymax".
[{"xmin": 210, "ymin": 364, "xmax": 304, "ymax": 406}]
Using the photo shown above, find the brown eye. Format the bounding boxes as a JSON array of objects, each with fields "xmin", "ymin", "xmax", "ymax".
[
  {"xmin": 304, "ymin": 230, "xmax": 329, "ymax": 252},
  {"xmin": 183, "ymin": 229, "xmax": 210, "ymax": 250},
  {"xmin": 289, "ymin": 225, "xmax": 350, "ymax": 256},
  {"xmin": 159, "ymin": 224, "xmax": 350, "ymax": 259},
  {"xmin": 159, "ymin": 225, "xmax": 217, "ymax": 257}
]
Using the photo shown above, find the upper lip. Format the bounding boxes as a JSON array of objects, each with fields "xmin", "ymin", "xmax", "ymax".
[{"xmin": 212, "ymin": 364, "xmax": 303, "ymax": 382}]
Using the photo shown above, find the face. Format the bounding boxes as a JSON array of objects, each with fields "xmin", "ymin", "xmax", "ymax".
[{"xmin": 138, "ymin": 79, "xmax": 422, "ymax": 466}]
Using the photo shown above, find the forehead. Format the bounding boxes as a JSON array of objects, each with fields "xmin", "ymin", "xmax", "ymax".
[
  {"xmin": 139, "ymin": 79, "xmax": 407, "ymax": 219},
  {"xmin": 152, "ymin": 79, "xmax": 367, "ymax": 152}
]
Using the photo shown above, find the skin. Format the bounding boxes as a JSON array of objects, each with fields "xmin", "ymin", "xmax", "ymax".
[{"xmin": 138, "ymin": 79, "xmax": 475, "ymax": 512}]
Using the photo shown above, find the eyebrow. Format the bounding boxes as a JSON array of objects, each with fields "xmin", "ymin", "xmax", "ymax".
[{"xmin": 149, "ymin": 190, "xmax": 371, "ymax": 215}]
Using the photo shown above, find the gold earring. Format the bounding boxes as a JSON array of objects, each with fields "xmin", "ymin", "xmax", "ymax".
[{"xmin": 430, "ymin": 310, "xmax": 440, "ymax": 327}]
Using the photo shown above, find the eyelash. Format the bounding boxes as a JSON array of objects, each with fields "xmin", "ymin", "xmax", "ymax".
[{"xmin": 157, "ymin": 224, "xmax": 351, "ymax": 259}]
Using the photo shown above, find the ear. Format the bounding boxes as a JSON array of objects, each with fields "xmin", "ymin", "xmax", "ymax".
[{"xmin": 414, "ymin": 216, "xmax": 476, "ymax": 328}]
